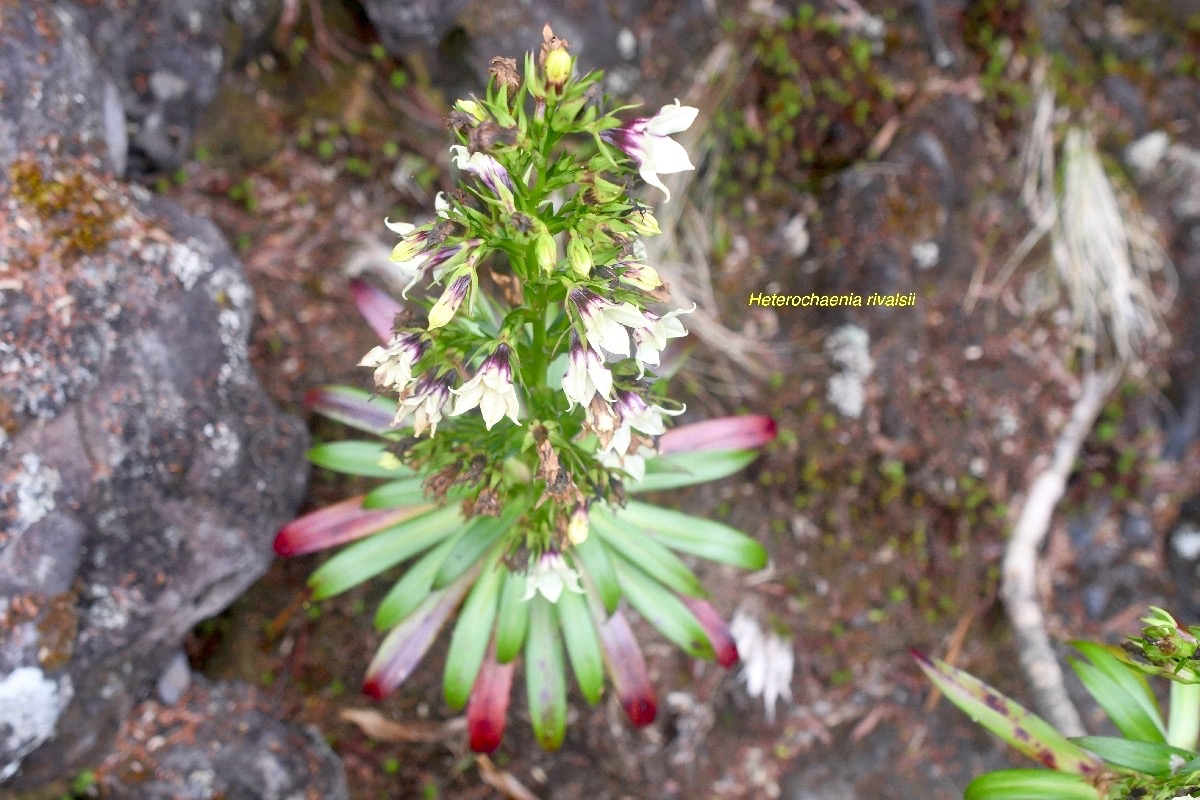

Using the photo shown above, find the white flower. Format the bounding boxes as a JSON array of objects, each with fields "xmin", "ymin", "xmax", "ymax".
[
  {"xmin": 607, "ymin": 390, "xmax": 684, "ymax": 455},
  {"xmin": 598, "ymin": 444, "xmax": 653, "ymax": 483},
  {"xmin": 569, "ymin": 287, "xmax": 648, "ymax": 358},
  {"xmin": 393, "ymin": 373, "xmax": 452, "ymax": 435},
  {"xmin": 562, "ymin": 335, "xmax": 613, "ymax": 410},
  {"xmin": 602, "ymin": 100, "xmax": 698, "ymax": 202},
  {"xmin": 730, "ymin": 610, "xmax": 794, "ymax": 723},
  {"xmin": 358, "ymin": 332, "xmax": 425, "ymax": 392},
  {"xmin": 521, "ymin": 551, "xmax": 584, "ymax": 604},
  {"xmin": 450, "ymin": 145, "xmax": 515, "ymax": 209},
  {"xmin": 450, "ymin": 344, "xmax": 520, "ymax": 429},
  {"xmin": 632, "ymin": 305, "xmax": 692, "ymax": 377}
]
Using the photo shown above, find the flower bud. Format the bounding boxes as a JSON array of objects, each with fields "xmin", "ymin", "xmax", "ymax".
[
  {"xmin": 567, "ymin": 236, "xmax": 592, "ymax": 278},
  {"xmin": 534, "ymin": 230, "xmax": 557, "ymax": 275},
  {"xmin": 544, "ymin": 47, "xmax": 571, "ymax": 91},
  {"xmin": 619, "ymin": 262, "xmax": 662, "ymax": 291},
  {"xmin": 454, "ymin": 99, "xmax": 486, "ymax": 122},
  {"xmin": 428, "ymin": 273, "xmax": 470, "ymax": 330},
  {"xmin": 567, "ymin": 504, "xmax": 589, "ymax": 545},
  {"xmin": 629, "ymin": 209, "xmax": 661, "ymax": 236}
]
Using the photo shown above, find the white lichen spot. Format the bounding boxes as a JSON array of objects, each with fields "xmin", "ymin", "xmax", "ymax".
[
  {"xmin": 911, "ymin": 240, "xmax": 940, "ymax": 270},
  {"xmin": 11, "ymin": 454, "xmax": 61, "ymax": 538},
  {"xmin": 167, "ymin": 240, "xmax": 206, "ymax": 291},
  {"xmin": 85, "ymin": 585, "xmax": 129, "ymax": 630},
  {"xmin": 729, "ymin": 610, "xmax": 793, "ymax": 723},
  {"xmin": 1126, "ymin": 130, "xmax": 1169, "ymax": 177},
  {"xmin": 202, "ymin": 421, "xmax": 240, "ymax": 475},
  {"xmin": 781, "ymin": 214, "xmax": 809, "ymax": 258},
  {"xmin": 824, "ymin": 325, "xmax": 873, "ymax": 419},
  {"xmin": 0, "ymin": 668, "xmax": 73, "ymax": 782}
]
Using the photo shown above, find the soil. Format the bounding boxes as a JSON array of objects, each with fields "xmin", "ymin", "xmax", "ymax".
[{"xmin": 133, "ymin": 0, "xmax": 1200, "ymax": 797}]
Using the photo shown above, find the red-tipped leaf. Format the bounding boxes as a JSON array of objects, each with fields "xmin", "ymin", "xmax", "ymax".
[
  {"xmin": 599, "ymin": 610, "xmax": 656, "ymax": 726},
  {"xmin": 466, "ymin": 641, "xmax": 515, "ymax": 754},
  {"xmin": 274, "ymin": 497, "xmax": 428, "ymax": 556},
  {"xmin": 363, "ymin": 569, "xmax": 476, "ymax": 699},
  {"xmin": 681, "ymin": 597, "xmax": 739, "ymax": 668},
  {"xmin": 659, "ymin": 415, "xmax": 777, "ymax": 455},
  {"xmin": 303, "ymin": 386, "xmax": 395, "ymax": 435},
  {"xmin": 350, "ymin": 279, "xmax": 402, "ymax": 343}
]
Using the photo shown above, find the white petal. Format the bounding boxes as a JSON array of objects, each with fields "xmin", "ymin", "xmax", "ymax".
[
  {"xmin": 646, "ymin": 135, "xmax": 695, "ymax": 175},
  {"xmin": 540, "ymin": 571, "xmax": 564, "ymax": 604},
  {"xmin": 589, "ymin": 359, "xmax": 613, "ymax": 399},
  {"xmin": 449, "ymin": 144, "xmax": 470, "ymax": 169},
  {"xmin": 384, "ymin": 218, "xmax": 415, "ymax": 235},
  {"xmin": 450, "ymin": 381, "xmax": 484, "ymax": 416},
  {"xmin": 639, "ymin": 162, "xmax": 672, "ymax": 202},
  {"xmin": 646, "ymin": 102, "xmax": 699, "ymax": 136}
]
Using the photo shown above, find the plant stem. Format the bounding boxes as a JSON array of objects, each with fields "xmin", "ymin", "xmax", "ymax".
[{"xmin": 1167, "ymin": 679, "xmax": 1200, "ymax": 750}]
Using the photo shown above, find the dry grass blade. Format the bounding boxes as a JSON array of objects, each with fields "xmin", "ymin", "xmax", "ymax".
[
  {"xmin": 339, "ymin": 707, "xmax": 465, "ymax": 743},
  {"xmin": 476, "ymin": 754, "xmax": 542, "ymax": 800}
]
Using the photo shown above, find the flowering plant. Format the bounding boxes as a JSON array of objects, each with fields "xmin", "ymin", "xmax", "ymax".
[
  {"xmin": 914, "ymin": 607, "xmax": 1200, "ymax": 799},
  {"xmin": 275, "ymin": 28, "xmax": 776, "ymax": 752}
]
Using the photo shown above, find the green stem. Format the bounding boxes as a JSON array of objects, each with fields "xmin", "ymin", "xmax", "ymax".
[{"xmin": 1167, "ymin": 679, "xmax": 1200, "ymax": 750}]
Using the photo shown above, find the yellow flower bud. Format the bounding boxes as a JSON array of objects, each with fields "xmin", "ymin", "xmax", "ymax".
[
  {"xmin": 544, "ymin": 47, "xmax": 571, "ymax": 90},
  {"xmin": 567, "ymin": 504, "xmax": 589, "ymax": 545},
  {"xmin": 534, "ymin": 230, "xmax": 557, "ymax": 274},
  {"xmin": 567, "ymin": 236, "xmax": 592, "ymax": 278}
]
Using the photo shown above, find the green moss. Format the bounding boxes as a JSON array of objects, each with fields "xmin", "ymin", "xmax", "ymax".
[{"xmin": 9, "ymin": 158, "xmax": 117, "ymax": 259}]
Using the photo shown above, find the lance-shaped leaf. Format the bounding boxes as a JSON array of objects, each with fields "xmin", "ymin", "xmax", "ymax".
[
  {"xmin": 307, "ymin": 441, "xmax": 414, "ymax": 478},
  {"xmin": 631, "ymin": 450, "xmax": 759, "ymax": 492},
  {"xmin": 612, "ymin": 556, "xmax": 714, "ymax": 660},
  {"xmin": 350, "ymin": 278, "xmax": 402, "ymax": 343},
  {"xmin": 274, "ymin": 496, "xmax": 430, "ymax": 557},
  {"xmin": 680, "ymin": 597, "xmax": 738, "ymax": 668},
  {"xmin": 598, "ymin": 609, "xmax": 656, "ymax": 726},
  {"xmin": 555, "ymin": 584, "xmax": 605, "ymax": 704},
  {"xmin": 1069, "ymin": 641, "xmax": 1166, "ymax": 744},
  {"xmin": 494, "ymin": 570, "xmax": 530, "ymax": 664},
  {"xmin": 304, "ymin": 385, "xmax": 396, "ymax": 436},
  {"xmin": 658, "ymin": 415, "xmax": 777, "ymax": 455},
  {"xmin": 443, "ymin": 551, "xmax": 506, "ymax": 710},
  {"xmin": 308, "ymin": 505, "xmax": 462, "ymax": 599},
  {"xmin": 618, "ymin": 501, "xmax": 768, "ymax": 571},
  {"xmin": 374, "ymin": 532, "xmax": 464, "ymax": 630},
  {"xmin": 570, "ymin": 531, "xmax": 621, "ymax": 614},
  {"xmin": 1071, "ymin": 736, "xmax": 1195, "ymax": 778},
  {"xmin": 363, "ymin": 566, "xmax": 477, "ymax": 699},
  {"xmin": 590, "ymin": 507, "xmax": 704, "ymax": 598},
  {"xmin": 963, "ymin": 769, "xmax": 1100, "ymax": 800},
  {"xmin": 467, "ymin": 640, "xmax": 515, "ymax": 754},
  {"xmin": 912, "ymin": 650, "xmax": 1105, "ymax": 776},
  {"xmin": 434, "ymin": 510, "xmax": 519, "ymax": 588},
  {"xmin": 362, "ymin": 478, "xmax": 427, "ymax": 509},
  {"xmin": 525, "ymin": 596, "xmax": 567, "ymax": 750}
]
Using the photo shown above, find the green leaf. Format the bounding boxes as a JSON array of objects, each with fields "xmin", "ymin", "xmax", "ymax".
[
  {"xmin": 555, "ymin": 586, "xmax": 605, "ymax": 705},
  {"xmin": 433, "ymin": 511, "xmax": 518, "ymax": 588},
  {"xmin": 307, "ymin": 441, "xmax": 413, "ymax": 478},
  {"xmin": 494, "ymin": 570, "xmax": 530, "ymax": 664},
  {"xmin": 1069, "ymin": 642, "xmax": 1166, "ymax": 743},
  {"xmin": 362, "ymin": 478, "xmax": 427, "ymax": 509},
  {"xmin": 611, "ymin": 556, "xmax": 714, "ymax": 660},
  {"xmin": 443, "ymin": 552, "xmax": 505, "ymax": 710},
  {"xmin": 525, "ymin": 596, "xmax": 567, "ymax": 750},
  {"xmin": 1071, "ymin": 736, "xmax": 1195, "ymax": 778},
  {"xmin": 590, "ymin": 508, "xmax": 705, "ymax": 598},
  {"xmin": 374, "ymin": 532, "xmax": 463, "ymax": 630},
  {"xmin": 570, "ymin": 532, "xmax": 621, "ymax": 614},
  {"xmin": 617, "ymin": 501, "xmax": 768, "ymax": 571},
  {"xmin": 304, "ymin": 385, "xmax": 395, "ymax": 435},
  {"xmin": 912, "ymin": 651, "xmax": 1105, "ymax": 776},
  {"xmin": 963, "ymin": 769, "xmax": 1099, "ymax": 800},
  {"xmin": 308, "ymin": 505, "xmax": 461, "ymax": 600},
  {"xmin": 630, "ymin": 450, "xmax": 758, "ymax": 492}
]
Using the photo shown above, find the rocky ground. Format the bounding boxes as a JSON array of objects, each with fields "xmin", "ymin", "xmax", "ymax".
[{"xmin": 9, "ymin": 0, "xmax": 1200, "ymax": 798}]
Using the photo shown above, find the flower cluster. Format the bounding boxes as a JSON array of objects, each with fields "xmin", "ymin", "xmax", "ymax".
[{"xmin": 275, "ymin": 27, "xmax": 778, "ymax": 753}]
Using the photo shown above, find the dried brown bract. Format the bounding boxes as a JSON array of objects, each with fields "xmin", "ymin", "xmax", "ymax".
[
  {"xmin": 489, "ymin": 56, "xmax": 520, "ymax": 92},
  {"xmin": 539, "ymin": 23, "xmax": 570, "ymax": 65},
  {"xmin": 470, "ymin": 121, "xmax": 519, "ymax": 152}
]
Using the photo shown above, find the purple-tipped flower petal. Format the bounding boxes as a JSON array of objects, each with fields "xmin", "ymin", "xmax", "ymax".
[
  {"xmin": 467, "ymin": 643, "xmax": 515, "ymax": 753},
  {"xmin": 601, "ymin": 100, "xmax": 698, "ymax": 202},
  {"xmin": 659, "ymin": 415, "xmax": 777, "ymax": 455},
  {"xmin": 350, "ymin": 279, "xmax": 403, "ymax": 343},
  {"xmin": 450, "ymin": 145, "xmax": 516, "ymax": 209},
  {"xmin": 681, "ymin": 597, "xmax": 739, "ymax": 668},
  {"xmin": 363, "ymin": 571, "xmax": 476, "ymax": 699},
  {"xmin": 599, "ymin": 610, "xmax": 657, "ymax": 726},
  {"xmin": 274, "ymin": 497, "xmax": 425, "ymax": 556},
  {"xmin": 451, "ymin": 344, "xmax": 520, "ymax": 429}
]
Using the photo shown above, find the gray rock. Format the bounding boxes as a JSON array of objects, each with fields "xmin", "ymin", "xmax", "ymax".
[
  {"xmin": 62, "ymin": 0, "xmax": 227, "ymax": 175},
  {"xmin": 361, "ymin": 0, "xmax": 470, "ymax": 51},
  {"xmin": 0, "ymin": 6, "xmax": 308, "ymax": 788},
  {"xmin": 98, "ymin": 679, "xmax": 349, "ymax": 800}
]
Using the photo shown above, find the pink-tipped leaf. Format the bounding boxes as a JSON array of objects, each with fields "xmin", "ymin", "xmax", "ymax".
[
  {"xmin": 466, "ymin": 641, "xmax": 515, "ymax": 754},
  {"xmin": 303, "ymin": 385, "xmax": 395, "ymax": 436},
  {"xmin": 599, "ymin": 609, "xmax": 657, "ymax": 726},
  {"xmin": 274, "ymin": 497, "xmax": 430, "ymax": 556},
  {"xmin": 681, "ymin": 597, "xmax": 739, "ymax": 668},
  {"xmin": 659, "ymin": 415, "xmax": 777, "ymax": 454},
  {"xmin": 350, "ymin": 278, "xmax": 403, "ymax": 343}
]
